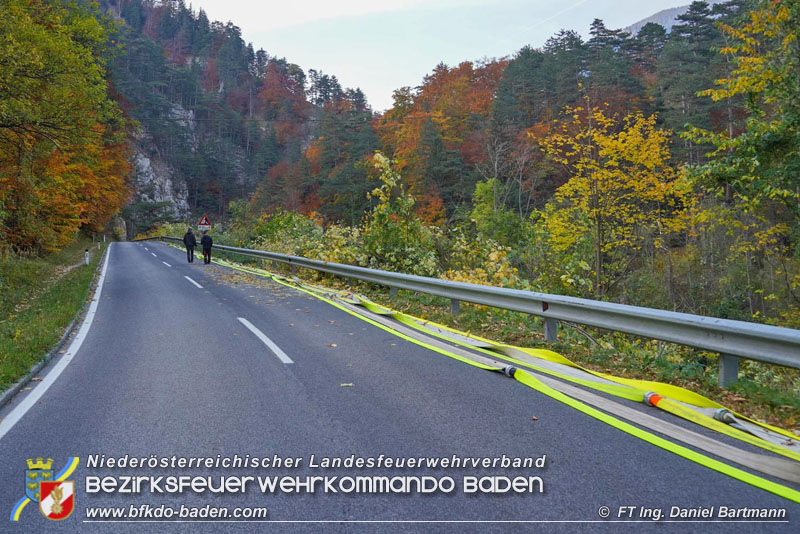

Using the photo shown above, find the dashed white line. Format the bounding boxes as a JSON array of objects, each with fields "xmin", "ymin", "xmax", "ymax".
[
  {"xmin": 162, "ymin": 261, "xmax": 172, "ymax": 267},
  {"xmin": 144, "ymin": 247, "xmax": 149, "ymax": 250},
  {"xmin": 237, "ymin": 318, "xmax": 294, "ymax": 364},
  {"xmin": 184, "ymin": 276, "xmax": 203, "ymax": 289},
  {"xmin": 151, "ymin": 252, "xmax": 157, "ymax": 257},
  {"xmin": 0, "ymin": 245, "xmax": 113, "ymax": 441}
]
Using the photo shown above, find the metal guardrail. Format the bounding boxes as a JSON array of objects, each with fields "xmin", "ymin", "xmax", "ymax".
[{"xmin": 156, "ymin": 236, "xmax": 800, "ymax": 387}]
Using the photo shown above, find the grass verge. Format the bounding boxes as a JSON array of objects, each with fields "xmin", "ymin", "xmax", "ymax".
[{"xmin": 0, "ymin": 239, "xmax": 107, "ymax": 391}]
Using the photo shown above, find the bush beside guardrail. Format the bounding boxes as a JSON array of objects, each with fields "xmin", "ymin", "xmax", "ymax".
[{"xmin": 154, "ymin": 236, "xmax": 800, "ymax": 387}]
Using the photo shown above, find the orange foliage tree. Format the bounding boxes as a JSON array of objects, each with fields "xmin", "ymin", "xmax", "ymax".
[
  {"xmin": 0, "ymin": 0, "xmax": 131, "ymax": 253},
  {"xmin": 375, "ymin": 60, "xmax": 508, "ymax": 219}
]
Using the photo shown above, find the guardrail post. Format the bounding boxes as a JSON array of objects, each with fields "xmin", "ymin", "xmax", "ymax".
[
  {"xmin": 451, "ymin": 299, "xmax": 461, "ymax": 315},
  {"xmin": 290, "ymin": 264, "xmax": 297, "ymax": 276},
  {"xmin": 390, "ymin": 287, "xmax": 398, "ymax": 297},
  {"xmin": 718, "ymin": 354, "xmax": 739, "ymax": 388},
  {"xmin": 544, "ymin": 318, "xmax": 558, "ymax": 342}
]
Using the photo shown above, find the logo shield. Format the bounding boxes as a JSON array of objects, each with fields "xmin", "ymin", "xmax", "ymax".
[
  {"xmin": 24, "ymin": 468, "xmax": 53, "ymax": 502},
  {"xmin": 39, "ymin": 481, "xmax": 74, "ymax": 521}
]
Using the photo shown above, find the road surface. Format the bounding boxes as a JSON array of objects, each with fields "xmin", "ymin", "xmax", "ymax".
[{"xmin": 0, "ymin": 241, "xmax": 796, "ymax": 532}]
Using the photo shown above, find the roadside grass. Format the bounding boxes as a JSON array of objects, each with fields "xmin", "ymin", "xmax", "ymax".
[
  {"xmin": 163, "ymin": 244, "xmax": 800, "ymax": 433},
  {"xmin": 0, "ymin": 239, "xmax": 107, "ymax": 391}
]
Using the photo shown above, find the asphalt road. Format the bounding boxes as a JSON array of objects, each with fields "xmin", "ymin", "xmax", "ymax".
[{"xmin": 0, "ymin": 241, "xmax": 796, "ymax": 532}]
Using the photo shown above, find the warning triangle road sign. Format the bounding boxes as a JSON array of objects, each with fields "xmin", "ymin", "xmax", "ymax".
[{"xmin": 198, "ymin": 215, "xmax": 211, "ymax": 228}]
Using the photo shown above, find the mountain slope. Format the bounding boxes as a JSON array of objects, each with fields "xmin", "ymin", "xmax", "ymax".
[
  {"xmin": 624, "ymin": 0, "xmax": 728, "ymax": 34},
  {"xmin": 101, "ymin": 0, "xmax": 369, "ymax": 235}
]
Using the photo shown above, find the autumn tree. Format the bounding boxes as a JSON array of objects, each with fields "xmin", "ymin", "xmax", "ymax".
[
  {"xmin": 361, "ymin": 153, "xmax": 437, "ymax": 276},
  {"xmin": 678, "ymin": 0, "xmax": 800, "ymax": 324},
  {"xmin": 0, "ymin": 0, "xmax": 130, "ymax": 253},
  {"xmin": 374, "ymin": 60, "xmax": 508, "ymax": 220},
  {"xmin": 539, "ymin": 107, "xmax": 691, "ymax": 297},
  {"xmin": 686, "ymin": 0, "xmax": 799, "ymax": 215}
]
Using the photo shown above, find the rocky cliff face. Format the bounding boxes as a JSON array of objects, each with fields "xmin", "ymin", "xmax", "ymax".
[
  {"xmin": 124, "ymin": 100, "xmax": 255, "ymax": 237},
  {"xmin": 122, "ymin": 127, "xmax": 191, "ymax": 239},
  {"xmin": 127, "ymin": 104, "xmax": 194, "ymax": 217},
  {"xmin": 124, "ymin": 103, "xmax": 194, "ymax": 235},
  {"xmin": 130, "ymin": 146, "xmax": 190, "ymax": 217}
]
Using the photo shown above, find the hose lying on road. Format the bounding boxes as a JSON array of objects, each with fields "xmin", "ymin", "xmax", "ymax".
[
  {"xmin": 161, "ymin": 243, "xmax": 800, "ymax": 503},
  {"xmin": 364, "ymin": 300, "xmax": 800, "ymax": 457},
  {"xmin": 329, "ymin": 297, "xmax": 800, "ymax": 483}
]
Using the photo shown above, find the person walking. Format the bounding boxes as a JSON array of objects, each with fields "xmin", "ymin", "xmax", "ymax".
[
  {"xmin": 201, "ymin": 230, "xmax": 213, "ymax": 264},
  {"xmin": 183, "ymin": 228, "xmax": 197, "ymax": 263}
]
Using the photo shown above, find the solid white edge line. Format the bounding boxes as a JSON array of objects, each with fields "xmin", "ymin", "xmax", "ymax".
[
  {"xmin": 184, "ymin": 276, "xmax": 203, "ymax": 289},
  {"xmin": 0, "ymin": 244, "xmax": 112, "ymax": 441},
  {"xmin": 237, "ymin": 318, "xmax": 294, "ymax": 364},
  {"xmin": 162, "ymin": 261, "xmax": 171, "ymax": 267}
]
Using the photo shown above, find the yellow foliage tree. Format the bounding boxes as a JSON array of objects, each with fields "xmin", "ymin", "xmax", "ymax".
[{"xmin": 538, "ymin": 107, "xmax": 691, "ymax": 297}]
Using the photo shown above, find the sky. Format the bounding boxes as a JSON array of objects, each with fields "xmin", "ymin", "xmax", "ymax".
[{"xmin": 188, "ymin": 0, "xmax": 693, "ymax": 111}]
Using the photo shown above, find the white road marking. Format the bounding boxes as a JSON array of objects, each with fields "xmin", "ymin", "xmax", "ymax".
[
  {"xmin": 151, "ymin": 252, "xmax": 157, "ymax": 257},
  {"xmin": 144, "ymin": 247, "xmax": 148, "ymax": 250},
  {"xmin": 238, "ymin": 318, "xmax": 294, "ymax": 364},
  {"xmin": 184, "ymin": 276, "xmax": 203, "ymax": 289},
  {"xmin": 0, "ymin": 245, "xmax": 113, "ymax": 441},
  {"xmin": 162, "ymin": 261, "xmax": 171, "ymax": 267}
]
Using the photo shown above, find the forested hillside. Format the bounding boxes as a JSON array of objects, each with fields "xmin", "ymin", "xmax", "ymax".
[
  {"xmin": 2, "ymin": 0, "xmax": 799, "ymax": 330},
  {"xmin": 222, "ymin": 0, "xmax": 798, "ymax": 328},
  {"xmin": 99, "ymin": 0, "xmax": 374, "ymax": 234},
  {"xmin": 106, "ymin": 0, "xmax": 754, "ymax": 222}
]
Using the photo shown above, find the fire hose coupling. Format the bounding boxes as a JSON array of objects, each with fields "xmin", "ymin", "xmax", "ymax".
[
  {"xmin": 502, "ymin": 366, "xmax": 517, "ymax": 378},
  {"xmin": 714, "ymin": 408, "xmax": 737, "ymax": 424},
  {"xmin": 643, "ymin": 391, "xmax": 663, "ymax": 406}
]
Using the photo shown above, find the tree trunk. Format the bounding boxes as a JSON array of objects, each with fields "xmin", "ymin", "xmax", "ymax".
[{"xmin": 595, "ymin": 216, "xmax": 603, "ymax": 297}]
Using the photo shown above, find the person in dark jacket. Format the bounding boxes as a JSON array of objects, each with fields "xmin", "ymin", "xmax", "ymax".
[
  {"xmin": 201, "ymin": 231, "xmax": 213, "ymax": 264},
  {"xmin": 183, "ymin": 228, "xmax": 197, "ymax": 263}
]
